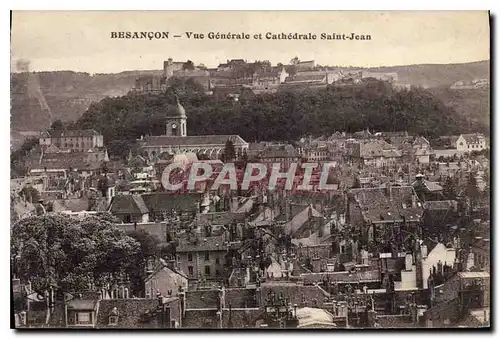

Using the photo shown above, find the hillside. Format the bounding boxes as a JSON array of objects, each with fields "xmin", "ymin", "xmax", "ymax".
[
  {"xmin": 71, "ymin": 79, "xmax": 472, "ymax": 159},
  {"xmin": 10, "ymin": 70, "xmax": 163, "ymax": 131},
  {"xmin": 428, "ymin": 86, "xmax": 490, "ymax": 129},
  {"xmin": 367, "ymin": 60, "xmax": 490, "ymax": 88},
  {"xmin": 10, "ymin": 60, "xmax": 489, "ymax": 146}
]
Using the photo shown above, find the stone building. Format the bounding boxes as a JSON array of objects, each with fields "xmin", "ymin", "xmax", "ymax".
[{"xmin": 138, "ymin": 97, "xmax": 248, "ymax": 160}]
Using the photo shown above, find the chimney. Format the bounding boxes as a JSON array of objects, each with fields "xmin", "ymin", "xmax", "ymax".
[
  {"xmin": 19, "ymin": 311, "xmax": 27, "ymax": 326},
  {"xmin": 157, "ymin": 292, "xmax": 163, "ymax": 308},
  {"xmin": 405, "ymin": 254, "xmax": 413, "ymax": 271},
  {"xmin": 421, "ymin": 244, "xmax": 427, "ymax": 259}
]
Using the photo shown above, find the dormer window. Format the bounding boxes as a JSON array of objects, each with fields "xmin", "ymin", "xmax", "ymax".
[
  {"xmin": 108, "ymin": 307, "xmax": 119, "ymax": 326},
  {"xmin": 108, "ymin": 316, "xmax": 118, "ymax": 326}
]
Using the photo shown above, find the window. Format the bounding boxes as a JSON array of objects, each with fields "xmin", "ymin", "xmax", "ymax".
[
  {"xmin": 124, "ymin": 215, "xmax": 131, "ymax": 223},
  {"xmin": 205, "ymin": 252, "xmax": 210, "ymax": 261},
  {"xmin": 215, "ymin": 258, "xmax": 220, "ymax": 265},
  {"xmin": 188, "ymin": 253, "xmax": 193, "ymax": 261},
  {"xmin": 77, "ymin": 312, "xmax": 91, "ymax": 324},
  {"xmin": 108, "ymin": 316, "xmax": 118, "ymax": 326},
  {"xmin": 188, "ymin": 266, "xmax": 194, "ymax": 276},
  {"xmin": 216, "ymin": 270, "xmax": 220, "ymax": 277},
  {"xmin": 204, "ymin": 266, "xmax": 211, "ymax": 276}
]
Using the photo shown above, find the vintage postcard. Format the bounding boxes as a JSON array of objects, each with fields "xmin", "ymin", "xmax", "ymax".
[{"xmin": 10, "ymin": 11, "xmax": 490, "ymax": 329}]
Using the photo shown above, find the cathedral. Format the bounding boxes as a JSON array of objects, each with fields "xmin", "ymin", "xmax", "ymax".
[{"xmin": 138, "ymin": 96, "xmax": 249, "ymax": 160}]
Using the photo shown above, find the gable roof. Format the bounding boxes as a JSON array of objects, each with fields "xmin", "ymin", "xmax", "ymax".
[
  {"xmin": 33, "ymin": 151, "xmax": 105, "ymax": 171},
  {"xmin": 48, "ymin": 129, "xmax": 101, "ymax": 138},
  {"xmin": 52, "ymin": 198, "xmax": 89, "ymax": 212},
  {"xmin": 460, "ymin": 133, "xmax": 486, "ymax": 144},
  {"xmin": 66, "ymin": 299, "xmax": 98, "ymax": 310},
  {"xmin": 424, "ymin": 200, "xmax": 458, "ymax": 210},
  {"xmin": 301, "ymin": 270, "xmax": 381, "ymax": 284},
  {"xmin": 350, "ymin": 186, "xmax": 423, "ymax": 223},
  {"xmin": 109, "ymin": 195, "xmax": 149, "ymax": 215},
  {"xmin": 96, "ymin": 298, "xmax": 167, "ymax": 328},
  {"xmin": 145, "ymin": 258, "xmax": 188, "ymax": 281},
  {"xmin": 176, "ymin": 234, "xmax": 227, "ymax": 253},
  {"xmin": 413, "ymin": 136, "xmax": 430, "ymax": 146},
  {"xmin": 141, "ymin": 192, "xmax": 200, "ymax": 213},
  {"xmin": 259, "ymin": 282, "xmax": 330, "ymax": 308},
  {"xmin": 259, "ymin": 144, "xmax": 300, "ymax": 158},
  {"xmin": 284, "ymin": 205, "xmax": 323, "ymax": 237},
  {"xmin": 141, "ymin": 135, "xmax": 248, "ymax": 147},
  {"xmin": 296, "ymin": 307, "xmax": 336, "ymax": 328},
  {"xmin": 185, "ymin": 289, "xmax": 220, "ymax": 309}
]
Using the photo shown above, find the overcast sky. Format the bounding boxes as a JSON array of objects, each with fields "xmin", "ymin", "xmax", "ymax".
[{"xmin": 11, "ymin": 11, "xmax": 490, "ymax": 73}]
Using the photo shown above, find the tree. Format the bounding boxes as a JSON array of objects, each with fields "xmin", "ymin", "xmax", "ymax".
[
  {"xmin": 71, "ymin": 79, "xmax": 472, "ymax": 158},
  {"xmin": 11, "ymin": 213, "xmax": 140, "ymax": 293},
  {"xmin": 19, "ymin": 186, "xmax": 41, "ymax": 203},
  {"xmin": 182, "ymin": 60, "xmax": 195, "ymax": 71},
  {"xmin": 466, "ymin": 172, "xmax": 480, "ymax": 205},
  {"xmin": 50, "ymin": 119, "xmax": 64, "ymax": 132},
  {"xmin": 11, "ymin": 137, "xmax": 39, "ymax": 178},
  {"xmin": 352, "ymin": 177, "xmax": 361, "ymax": 189},
  {"xmin": 290, "ymin": 56, "xmax": 300, "ymax": 65},
  {"xmin": 223, "ymin": 140, "xmax": 236, "ymax": 162},
  {"xmin": 442, "ymin": 176, "xmax": 457, "ymax": 200},
  {"xmin": 126, "ymin": 229, "xmax": 160, "ymax": 296},
  {"xmin": 197, "ymin": 152, "xmax": 211, "ymax": 160},
  {"xmin": 285, "ymin": 64, "xmax": 297, "ymax": 77}
]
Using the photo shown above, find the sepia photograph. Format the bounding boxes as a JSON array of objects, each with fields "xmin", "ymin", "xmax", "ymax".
[{"xmin": 9, "ymin": 10, "xmax": 491, "ymax": 330}]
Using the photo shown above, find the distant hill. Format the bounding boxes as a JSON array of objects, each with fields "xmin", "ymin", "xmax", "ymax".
[
  {"xmin": 10, "ymin": 60, "xmax": 489, "ymax": 143},
  {"xmin": 366, "ymin": 60, "xmax": 490, "ymax": 88},
  {"xmin": 10, "ymin": 70, "xmax": 163, "ymax": 147},
  {"xmin": 428, "ymin": 86, "xmax": 490, "ymax": 130}
]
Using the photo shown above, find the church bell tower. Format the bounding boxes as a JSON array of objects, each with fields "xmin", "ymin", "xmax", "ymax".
[{"xmin": 166, "ymin": 94, "xmax": 187, "ymax": 137}]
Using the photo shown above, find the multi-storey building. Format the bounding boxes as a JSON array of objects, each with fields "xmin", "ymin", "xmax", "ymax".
[{"xmin": 39, "ymin": 129, "xmax": 104, "ymax": 152}]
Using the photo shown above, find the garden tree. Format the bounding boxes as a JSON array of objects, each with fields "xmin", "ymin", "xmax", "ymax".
[
  {"xmin": 290, "ymin": 56, "xmax": 300, "ymax": 65},
  {"xmin": 304, "ymin": 257, "xmax": 313, "ymax": 272},
  {"xmin": 160, "ymin": 238, "xmax": 179, "ymax": 259},
  {"xmin": 466, "ymin": 172, "xmax": 480, "ymax": 199},
  {"xmin": 466, "ymin": 173, "xmax": 480, "ymax": 214},
  {"xmin": 197, "ymin": 152, "xmax": 211, "ymax": 160},
  {"xmin": 352, "ymin": 176, "xmax": 361, "ymax": 189},
  {"xmin": 49, "ymin": 119, "xmax": 64, "ymax": 132},
  {"xmin": 223, "ymin": 139, "xmax": 236, "ymax": 162},
  {"xmin": 11, "ymin": 137, "xmax": 39, "ymax": 178},
  {"xmin": 442, "ymin": 176, "xmax": 457, "ymax": 200},
  {"xmin": 285, "ymin": 64, "xmax": 297, "ymax": 77},
  {"xmin": 126, "ymin": 229, "xmax": 161, "ymax": 296},
  {"xmin": 11, "ymin": 213, "xmax": 140, "ymax": 293},
  {"xmin": 19, "ymin": 186, "xmax": 41, "ymax": 203},
  {"xmin": 182, "ymin": 60, "xmax": 195, "ymax": 71},
  {"xmin": 107, "ymin": 139, "xmax": 133, "ymax": 160},
  {"xmin": 129, "ymin": 156, "xmax": 145, "ymax": 174}
]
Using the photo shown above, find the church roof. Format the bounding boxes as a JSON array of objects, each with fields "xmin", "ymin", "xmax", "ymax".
[{"xmin": 141, "ymin": 135, "xmax": 248, "ymax": 147}]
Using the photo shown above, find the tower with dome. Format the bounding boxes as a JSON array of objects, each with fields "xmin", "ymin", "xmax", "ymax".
[
  {"xmin": 166, "ymin": 95, "xmax": 187, "ymax": 137},
  {"xmin": 138, "ymin": 95, "xmax": 249, "ymax": 160}
]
